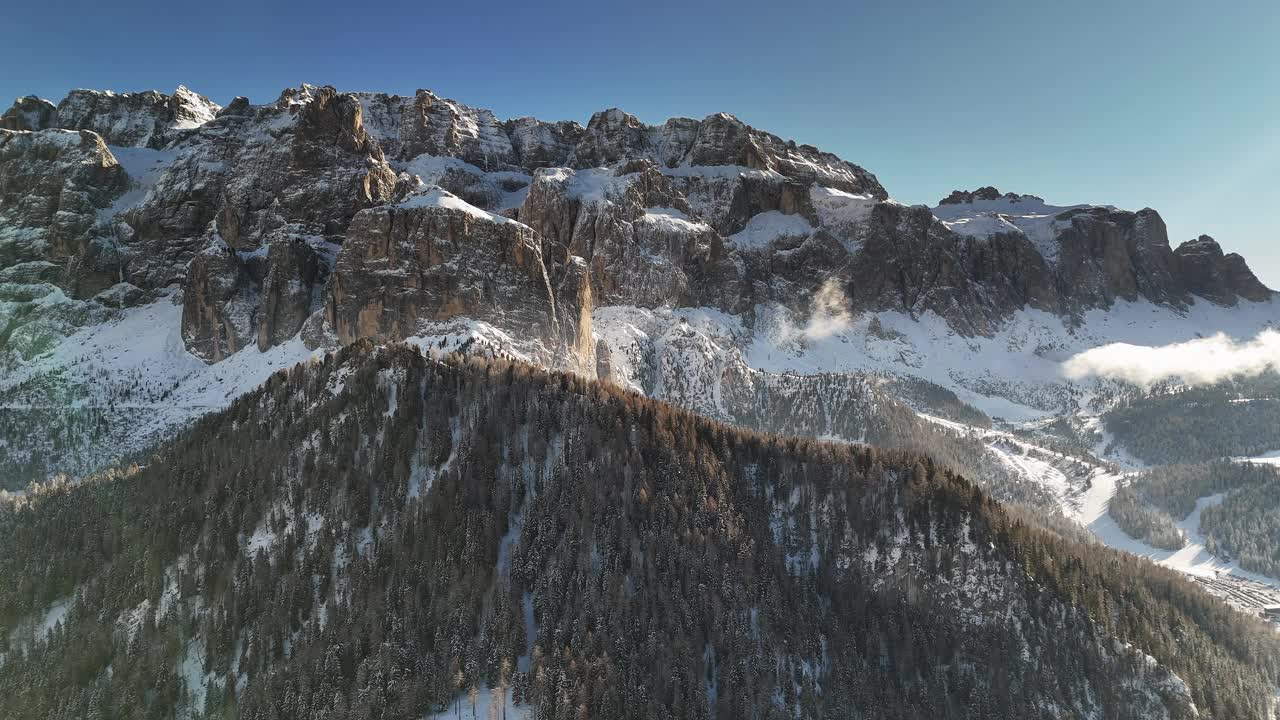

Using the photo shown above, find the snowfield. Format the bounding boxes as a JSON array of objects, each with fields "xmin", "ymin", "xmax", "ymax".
[
  {"xmin": 0, "ymin": 292, "xmax": 319, "ymax": 484},
  {"xmin": 592, "ymin": 292, "xmax": 1279, "ymax": 426}
]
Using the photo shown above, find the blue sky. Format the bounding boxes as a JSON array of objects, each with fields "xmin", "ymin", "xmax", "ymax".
[{"xmin": 5, "ymin": 0, "xmax": 1277, "ymax": 285}]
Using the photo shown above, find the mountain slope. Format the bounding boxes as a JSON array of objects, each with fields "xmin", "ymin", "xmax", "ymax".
[
  {"xmin": 2, "ymin": 344, "xmax": 1279, "ymax": 719},
  {"xmin": 3, "ymin": 82, "xmax": 1280, "ymax": 631},
  {"xmin": 1, "ymin": 88, "xmax": 1275, "ymax": 503}
]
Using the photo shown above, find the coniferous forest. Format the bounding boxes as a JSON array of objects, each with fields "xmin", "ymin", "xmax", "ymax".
[
  {"xmin": 1, "ymin": 343, "xmax": 1278, "ymax": 720},
  {"xmin": 1109, "ymin": 461, "xmax": 1280, "ymax": 572},
  {"xmin": 1103, "ymin": 377, "xmax": 1280, "ymax": 465}
]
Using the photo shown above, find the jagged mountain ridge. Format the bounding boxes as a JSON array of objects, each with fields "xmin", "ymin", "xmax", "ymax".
[
  {"xmin": 2, "ymin": 82, "xmax": 1272, "ymax": 372},
  {"xmin": 3, "ymin": 342, "xmax": 1279, "ymax": 719},
  {"xmin": 930, "ymin": 188, "xmax": 1272, "ymax": 313},
  {"xmin": 1, "ymin": 86, "xmax": 220, "ymax": 149},
  {"xmin": 2, "ymin": 82, "xmax": 1277, "ymax": 502}
]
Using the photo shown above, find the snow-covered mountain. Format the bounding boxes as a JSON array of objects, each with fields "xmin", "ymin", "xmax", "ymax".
[
  {"xmin": 3, "ymin": 82, "xmax": 1279, "ymax": 603},
  {"xmin": 4, "ymin": 83, "xmax": 1270, "ymax": 370},
  {"xmin": 5, "ymin": 81, "xmax": 1280, "ymax": 719}
]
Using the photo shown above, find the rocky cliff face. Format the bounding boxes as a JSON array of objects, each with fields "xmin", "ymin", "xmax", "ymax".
[
  {"xmin": 3, "ymin": 86, "xmax": 220, "ymax": 148},
  {"xmin": 1174, "ymin": 234, "xmax": 1273, "ymax": 305},
  {"xmin": 154, "ymin": 86, "xmax": 403, "ymax": 360},
  {"xmin": 1, "ymin": 84, "xmax": 1272, "ymax": 369},
  {"xmin": 321, "ymin": 188, "xmax": 567, "ymax": 353},
  {"xmin": 930, "ymin": 189, "xmax": 1274, "ymax": 326},
  {"xmin": 519, "ymin": 161, "xmax": 740, "ymax": 310},
  {"xmin": 0, "ymin": 96, "xmax": 56, "ymax": 132},
  {"xmin": 256, "ymin": 235, "xmax": 324, "ymax": 351},
  {"xmin": 357, "ymin": 89, "xmax": 523, "ymax": 170},
  {"xmin": 180, "ymin": 242, "xmax": 256, "ymax": 362},
  {"xmin": 0, "ymin": 129, "xmax": 129, "ymax": 296},
  {"xmin": 0, "ymin": 84, "xmax": 420, "ymax": 361}
]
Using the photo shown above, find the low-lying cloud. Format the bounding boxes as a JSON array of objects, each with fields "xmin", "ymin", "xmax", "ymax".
[
  {"xmin": 1062, "ymin": 329, "xmax": 1280, "ymax": 387},
  {"xmin": 803, "ymin": 278, "xmax": 852, "ymax": 340}
]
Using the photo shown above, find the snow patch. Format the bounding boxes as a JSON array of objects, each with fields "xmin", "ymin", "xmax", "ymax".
[
  {"xmin": 397, "ymin": 186, "xmax": 515, "ymax": 225},
  {"xmin": 426, "ymin": 686, "xmax": 529, "ymax": 720},
  {"xmin": 641, "ymin": 206, "xmax": 710, "ymax": 233},
  {"xmin": 99, "ymin": 145, "xmax": 181, "ymax": 223},
  {"xmin": 809, "ymin": 185, "xmax": 876, "ymax": 245},
  {"xmin": 727, "ymin": 211, "xmax": 813, "ymax": 250}
]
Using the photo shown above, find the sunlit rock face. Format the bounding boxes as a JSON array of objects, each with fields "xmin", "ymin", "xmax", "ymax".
[
  {"xmin": 3, "ymin": 87, "xmax": 220, "ymax": 148},
  {"xmin": 325, "ymin": 192, "xmax": 553, "ymax": 342},
  {"xmin": 3, "ymin": 85, "xmax": 1273, "ymax": 370}
]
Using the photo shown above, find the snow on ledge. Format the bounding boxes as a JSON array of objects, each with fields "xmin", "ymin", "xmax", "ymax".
[
  {"xmin": 810, "ymin": 186, "xmax": 877, "ymax": 240},
  {"xmin": 396, "ymin": 186, "xmax": 513, "ymax": 225},
  {"xmin": 641, "ymin": 206, "xmax": 711, "ymax": 233},
  {"xmin": 727, "ymin": 211, "xmax": 813, "ymax": 250}
]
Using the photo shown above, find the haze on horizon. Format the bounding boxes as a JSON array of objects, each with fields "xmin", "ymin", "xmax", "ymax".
[{"xmin": 5, "ymin": 0, "xmax": 1276, "ymax": 287}]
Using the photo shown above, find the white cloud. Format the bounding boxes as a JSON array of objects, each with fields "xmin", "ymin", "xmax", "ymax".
[
  {"xmin": 802, "ymin": 278, "xmax": 852, "ymax": 340},
  {"xmin": 1062, "ymin": 330, "xmax": 1280, "ymax": 387}
]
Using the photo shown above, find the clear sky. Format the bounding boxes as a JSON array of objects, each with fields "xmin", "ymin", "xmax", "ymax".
[{"xmin": 5, "ymin": 0, "xmax": 1277, "ymax": 285}]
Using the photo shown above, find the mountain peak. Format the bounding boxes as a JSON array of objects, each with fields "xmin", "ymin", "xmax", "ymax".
[
  {"xmin": 1174, "ymin": 234, "xmax": 1274, "ymax": 303},
  {"xmin": 1, "ymin": 80, "xmax": 1273, "ymax": 373},
  {"xmin": 938, "ymin": 186, "xmax": 1045, "ymax": 205},
  {"xmin": 586, "ymin": 106, "xmax": 644, "ymax": 130},
  {"xmin": 0, "ymin": 95, "xmax": 56, "ymax": 131},
  {"xmin": 2, "ymin": 85, "xmax": 221, "ymax": 147}
]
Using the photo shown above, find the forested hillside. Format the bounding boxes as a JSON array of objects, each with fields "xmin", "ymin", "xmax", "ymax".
[
  {"xmin": 1104, "ymin": 377, "xmax": 1280, "ymax": 465},
  {"xmin": 1202, "ymin": 474, "xmax": 1280, "ymax": 577},
  {"xmin": 2, "ymin": 343, "xmax": 1278, "ymax": 720},
  {"xmin": 715, "ymin": 368, "xmax": 1051, "ymax": 508},
  {"xmin": 1108, "ymin": 461, "xmax": 1280, "ymax": 574}
]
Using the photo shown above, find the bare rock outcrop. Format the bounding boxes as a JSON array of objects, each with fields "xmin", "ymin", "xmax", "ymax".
[
  {"xmin": 0, "ymin": 129, "xmax": 129, "ymax": 296},
  {"xmin": 1174, "ymin": 235, "xmax": 1273, "ymax": 305},
  {"xmin": 357, "ymin": 90, "xmax": 519, "ymax": 169},
  {"xmin": 165, "ymin": 85, "xmax": 399, "ymax": 359},
  {"xmin": 322, "ymin": 189, "xmax": 568, "ymax": 352},
  {"xmin": 349, "ymin": 88, "xmax": 889, "ymax": 206},
  {"xmin": 257, "ymin": 236, "xmax": 324, "ymax": 351},
  {"xmin": 123, "ymin": 84, "xmax": 396, "ymax": 293},
  {"xmin": 848, "ymin": 202, "xmax": 1011, "ymax": 335},
  {"xmin": 1052, "ymin": 207, "xmax": 1183, "ymax": 307},
  {"xmin": 565, "ymin": 109, "xmax": 887, "ymax": 199},
  {"xmin": 505, "ymin": 116, "xmax": 585, "ymax": 170},
  {"xmin": 10, "ymin": 86, "xmax": 223, "ymax": 149},
  {"xmin": 567, "ymin": 109, "xmax": 656, "ymax": 168},
  {"xmin": 1, "ymin": 96, "xmax": 56, "ymax": 131},
  {"xmin": 552, "ymin": 253, "xmax": 595, "ymax": 367},
  {"xmin": 520, "ymin": 161, "xmax": 740, "ymax": 310},
  {"xmin": 181, "ymin": 242, "xmax": 257, "ymax": 362},
  {"xmin": 921, "ymin": 188, "xmax": 1276, "ymax": 332}
]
